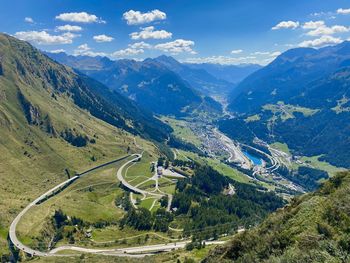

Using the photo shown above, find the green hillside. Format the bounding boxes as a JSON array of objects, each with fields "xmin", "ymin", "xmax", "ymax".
[
  {"xmin": 0, "ymin": 34, "xmax": 158, "ymax": 258},
  {"xmin": 205, "ymin": 171, "xmax": 350, "ymax": 263}
]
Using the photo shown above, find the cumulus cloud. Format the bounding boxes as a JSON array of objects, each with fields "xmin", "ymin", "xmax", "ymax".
[
  {"xmin": 299, "ymin": 35, "xmax": 342, "ymax": 47},
  {"xmin": 56, "ymin": 12, "xmax": 105, "ymax": 23},
  {"xmin": 337, "ymin": 8, "xmax": 350, "ymax": 14},
  {"xmin": 74, "ymin": 44, "xmax": 107, "ymax": 57},
  {"xmin": 123, "ymin": 9, "xmax": 166, "ymax": 25},
  {"xmin": 49, "ymin": 49, "xmax": 65, "ymax": 54},
  {"xmin": 130, "ymin": 26, "xmax": 172, "ymax": 40},
  {"xmin": 24, "ymin": 17, "xmax": 34, "ymax": 23},
  {"xmin": 112, "ymin": 48, "xmax": 144, "ymax": 57},
  {"xmin": 154, "ymin": 39, "xmax": 195, "ymax": 54},
  {"xmin": 231, "ymin": 49, "xmax": 243, "ymax": 54},
  {"xmin": 302, "ymin": 20, "xmax": 325, "ymax": 29},
  {"xmin": 128, "ymin": 41, "xmax": 152, "ymax": 49},
  {"xmin": 56, "ymin": 24, "xmax": 82, "ymax": 32},
  {"xmin": 306, "ymin": 25, "xmax": 350, "ymax": 36},
  {"xmin": 14, "ymin": 30, "xmax": 78, "ymax": 45},
  {"xmin": 272, "ymin": 21, "xmax": 299, "ymax": 30},
  {"xmin": 93, "ymin": 34, "xmax": 114, "ymax": 42}
]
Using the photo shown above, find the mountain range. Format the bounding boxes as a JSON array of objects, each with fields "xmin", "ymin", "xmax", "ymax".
[
  {"xmin": 47, "ymin": 52, "xmax": 261, "ymax": 117},
  {"xmin": 185, "ymin": 62, "xmax": 262, "ymax": 86},
  {"xmin": 220, "ymin": 41, "xmax": 350, "ymax": 168},
  {"xmin": 46, "ymin": 53, "xmax": 215, "ymax": 117},
  {"xmin": 229, "ymin": 42, "xmax": 350, "ymax": 113}
]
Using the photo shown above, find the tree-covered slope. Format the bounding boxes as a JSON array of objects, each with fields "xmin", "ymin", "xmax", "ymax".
[
  {"xmin": 229, "ymin": 42, "xmax": 350, "ymax": 113},
  {"xmin": 220, "ymin": 42, "xmax": 350, "ymax": 168},
  {"xmin": 205, "ymin": 171, "xmax": 350, "ymax": 263}
]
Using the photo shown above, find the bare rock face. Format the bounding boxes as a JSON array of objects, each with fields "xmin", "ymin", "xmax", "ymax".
[
  {"xmin": 18, "ymin": 90, "xmax": 41, "ymax": 125},
  {"xmin": 43, "ymin": 114, "xmax": 58, "ymax": 137},
  {"xmin": 17, "ymin": 90, "xmax": 58, "ymax": 136}
]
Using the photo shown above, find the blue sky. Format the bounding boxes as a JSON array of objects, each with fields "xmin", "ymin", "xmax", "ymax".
[{"xmin": 1, "ymin": 0, "xmax": 350, "ymax": 64}]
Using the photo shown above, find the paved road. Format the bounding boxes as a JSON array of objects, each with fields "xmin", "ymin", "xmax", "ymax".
[
  {"xmin": 117, "ymin": 154, "xmax": 176, "ymax": 212},
  {"xmin": 116, "ymin": 154, "xmax": 163, "ymax": 198},
  {"xmin": 9, "ymin": 152, "xmax": 226, "ymax": 258},
  {"xmin": 49, "ymin": 240, "xmax": 226, "ymax": 256},
  {"xmin": 9, "ymin": 155, "xmax": 130, "ymax": 257}
]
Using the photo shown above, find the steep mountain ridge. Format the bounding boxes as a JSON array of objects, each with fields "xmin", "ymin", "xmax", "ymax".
[
  {"xmin": 229, "ymin": 41, "xmax": 350, "ymax": 113},
  {"xmin": 0, "ymin": 33, "xmax": 162, "ymax": 256},
  {"xmin": 47, "ymin": 52, "xmax": 223, "ymax": 117},
  {"xmin": 154, "ymin": 55, "xmax": 235, "ymax": 96},
  {"xmin": 220, "ymin": 41, "xmax": 350, "ymax": 168}
]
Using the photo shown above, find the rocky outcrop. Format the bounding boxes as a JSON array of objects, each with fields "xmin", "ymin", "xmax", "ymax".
[
  {"xmin": 17, "ymin": 90, "xmax": 57, "ymax": 136},
  {"xmin": 43, "ymin": 115, "xmax": 58, "ymax": 137},
  {"xmin": 60, "ymin": 128, "xmax": 89, "ymax": 147},
  {"xmin": 18, "ymin": 90, "xmax": 41, "ymax": 125}
]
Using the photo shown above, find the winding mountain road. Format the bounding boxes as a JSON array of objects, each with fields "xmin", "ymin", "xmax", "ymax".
[
  {"xmin": 9, "ymin": 155, "xmax": 130, "ymax": 257},
  {"xmin": 49, "ymin": 240, "xmax": 226, "ymax": 256},
  {"xmin": 116, "ymin": 153, "xmax": 163, "ymax": 198},
  {"xmin": 9, "ymin": 151, "xmax": 198, "ymax": 258}
]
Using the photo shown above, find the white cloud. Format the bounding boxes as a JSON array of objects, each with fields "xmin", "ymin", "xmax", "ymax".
[
  {"xmin": 184, "ymin": 55, "xmax": 261, "ymax": 65},
  {"xmin": 130, "ymin": 26, "xmax": 172, "ymax": 40},
  {"xmin": 337, "ymin": 8, "xmax": 350, "ymax": 14},
  {"xmin": 231, "ymin": 49, "xmax": 243, "ymax": 54},
  {"xmin": 24, "ymin": 17, "xmax": 34, "ymax": 23},
  {"xmin": 128, "ymin": 41, "xmax": 152, "ymax": 49},
  {"xmin": 306, "ymin": 25, "xmax": 350, "ymax": 36},
  {"xmin": 154, "ymin": 39, "xmax": 195, "ymax": 54},
  {"xmin": 123, "ymin": 9, "xmax": 166, "ymax": 25},
  {"xmin": 14, "ymin": 30, "xmax": 78, "ymax": 45},
  {"xmin": 73, "ymin": 44, "xmax": 107, "ymax": 57},
  {"xmin": 49, "ymin": 49, "xmax": 65, "ymax": 54},
  {"xmin": 252, "ymin": 51, "xmax": 270, "ymax": 55},
  {"xmin": 269, "ymin": 51, "xmax": 281, "ymax": 57},
  {"xmin": 272, "ymin": 21, "xmax": 299, "ymax": 30},
  {"xmin": 251, "ymin": 51, "xmax": 281, "ymax": 57},
  {"xmin": 112, "ymin": 48, "xmax": 144, "ymax": 57},
  {"xmin": 56, "ymin": 12, "xmax": 105, "ymax": 23},
  {"xmin": 56, "ymin": 24, "xmax": 83, "ymax": 32},
  {"xmin": 299, "ymin": 35, "xmax": 342, "ymax": 47},
  {"xmin": 93, "ymin": 34, "xmax": 114, "ymax": 42},
  {"xmin": 302, "ymin": 20, "xmax": 325, "ymax": 29}
]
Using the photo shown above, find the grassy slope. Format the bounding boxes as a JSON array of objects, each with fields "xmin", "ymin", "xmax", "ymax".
[
  {"xmin": 0, "ymin": 35, "xmax": 158, "ymax": 257},
  {"xmin": 205, "ymin": 171, "xmax": 350, "ymax": 263},
  {"xmin": 176, "ymin": 150, "xmax": 252, "ymax": 185},
  {"xmin": 161, "ymin": 116, "xmax": 202, "ymax": 147}
]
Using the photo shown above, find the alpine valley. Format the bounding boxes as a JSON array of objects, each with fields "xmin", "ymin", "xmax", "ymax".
[{"xmin": 0, "ymin": 2, "xmax": 350, "ymax": 262}]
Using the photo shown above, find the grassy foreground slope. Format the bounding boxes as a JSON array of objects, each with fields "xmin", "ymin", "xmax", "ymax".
[
  {"xmin": 0, "ymin": 34, "xmax": 158, "ymax": 258},
  {"xmin": 205, "ymin": 171, "xmax": 350, "ymax": 263}
]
